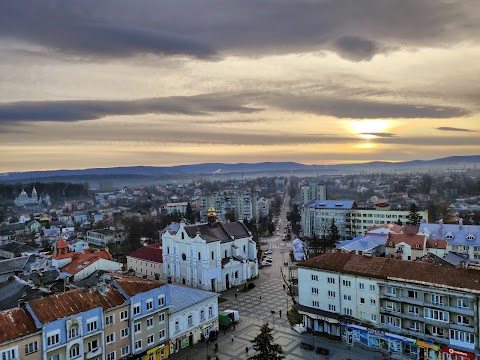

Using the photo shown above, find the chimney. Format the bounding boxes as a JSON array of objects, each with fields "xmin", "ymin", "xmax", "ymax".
[{"xmin": 459, "ymin": 219, "xmax": 463, "ymax": 229}]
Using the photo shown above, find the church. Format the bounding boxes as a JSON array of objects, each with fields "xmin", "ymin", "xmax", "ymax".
[
  {"xmin": 14, "ymin": 187, "xmax": 39, "ymax": 207},
  {"xmin": 161, "ymin": 207, "xmax": 259, "ymax": 292}
]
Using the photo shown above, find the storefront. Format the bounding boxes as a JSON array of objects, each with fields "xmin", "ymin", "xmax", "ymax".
[
  {"xmin": 440, "ymin": 346, "xmax": 476, "ymax": 360},
  {"xmin": 342, "ymin": 324, "xmax": 417, "ymax": 358},
  {"xmin": 145, "ymin": 343, "xmax": 170, "ymax": 360},
  {"xmin": 417, "ymin": 340, "xmax": 440, "ymax": 360}
]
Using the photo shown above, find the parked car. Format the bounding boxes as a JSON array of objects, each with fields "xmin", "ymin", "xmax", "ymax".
[
  {"xmin": 264, "ymin": 249, "xmax": 273, "ymax": 255},
  {"xmin": 262, "ymin": 256, "xmax": 273, "ymax": 261},
  {"xmin": 261, "ymin": 261, "xmax": 272, "ymax": 266}
]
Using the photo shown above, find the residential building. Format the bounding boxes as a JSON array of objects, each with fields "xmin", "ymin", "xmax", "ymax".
[
  {"xmin": 200, "ymin": 191, "xmax": 258, "ymax": 221},
  {"xmin": 300, "ymin": 182, "xmax": 327, "ymax": 204},
  {"xmin": 0, "ymin": 307, "xmax": 41, "ymax": 360},
  {"xmin": 257, "ymin": 197, "xmax": 270, "ymax": 218},
  {"xmin": 162, "ymin": 209, "xmax": 258, "ymax": 292},
  {"xmin": 127, "ymin": 243, "xmax": 163, "ymax": 279},
  {"xmin": 297, "ymin": 252, "xmax": 480, "ymax": 360},
  {"xmin": 168, "ymin": 284, "xmax": 219, "ymax": 354},
  {"xmin": 86, "ymin": 229, "xmax": 125, "ymax": 247},
  {"xmin": 160, "ymin": 202, "xmax": 189, "ymax": 215}
]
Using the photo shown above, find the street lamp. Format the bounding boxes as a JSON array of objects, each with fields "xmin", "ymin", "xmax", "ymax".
[
  {"xmin": 312, "ymin": 329, "xmax": 315, "ymax": 349},
  {"xmin": 206, "ymin": 338, "xmax": 210, "ymax": 360}
]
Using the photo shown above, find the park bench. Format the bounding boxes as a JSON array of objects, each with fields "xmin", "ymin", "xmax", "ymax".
[{"xmin": 300, "ymin": 342, "xmax": 314, "ymax": 350}]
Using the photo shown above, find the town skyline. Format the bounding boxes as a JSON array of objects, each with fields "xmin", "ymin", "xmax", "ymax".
[{"xmin": 1, "ymin": 1, "xmax": 479, "ymax": 172}]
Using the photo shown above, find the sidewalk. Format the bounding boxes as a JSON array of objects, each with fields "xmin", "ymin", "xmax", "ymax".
[{"xmin": 167, "ymin": 317, "xmax": 409, "ymax": 360}]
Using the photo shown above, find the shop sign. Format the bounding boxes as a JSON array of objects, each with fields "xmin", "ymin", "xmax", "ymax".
[
  {"xmin": 440, "ymin": 347, "xmax": 475, "ymax": 359},
  {"xmin": 417, "ymin": 340, "xmax": 439, "ymax": 351}
]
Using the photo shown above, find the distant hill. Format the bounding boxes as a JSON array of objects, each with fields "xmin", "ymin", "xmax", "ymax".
[{"xmin": 1, "ymin": 155, "xmax": 479, "ymax": 184}]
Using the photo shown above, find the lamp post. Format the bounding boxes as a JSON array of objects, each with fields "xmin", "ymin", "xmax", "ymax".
[
  {"xmin": 287, "ymin": 298, "xmax": 289, "ymax": 313},
  {"xmin": 206, "ymin": 338, "xmax": 209, "ymax": 360},
  {"xmin": 312, "ymin": 329, "xmax": 315, "ymax": 349}
]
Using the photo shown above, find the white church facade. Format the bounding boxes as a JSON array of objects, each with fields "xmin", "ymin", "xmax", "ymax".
[{"xmin": 161, "ymin": 208, "xmax": 259, "ymax": 292}]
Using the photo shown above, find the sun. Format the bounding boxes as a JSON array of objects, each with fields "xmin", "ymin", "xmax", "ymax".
[{"xmin": 348, "ymin": 120, "xmax": 390, "ymax": 139}]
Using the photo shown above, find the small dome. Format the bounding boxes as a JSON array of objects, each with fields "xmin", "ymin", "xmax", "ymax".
[{"xmin": 207, "ymin": 207, "xmax": 216, "ymax": 216}]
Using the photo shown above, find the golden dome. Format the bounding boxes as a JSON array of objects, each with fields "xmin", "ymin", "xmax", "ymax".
[{"xmin": 207, "ymin": 207, "xmax": 216, "ymax": 217}]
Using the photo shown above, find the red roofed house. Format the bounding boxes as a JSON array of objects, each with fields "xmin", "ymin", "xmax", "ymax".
[
  {"xmin": 51, "ymin": 239, "xmax": 122, "ymax": 281},
  {"xmin": 385, "ymin": 232, "xmax": 427, "ymax": 260},
  {"xmin": 126, "ymin": 243, "xmax": 163, "ymax": 280},
  {"xmin": 0, "ymin": 308, "xmax": 40, "ymax": 360}
]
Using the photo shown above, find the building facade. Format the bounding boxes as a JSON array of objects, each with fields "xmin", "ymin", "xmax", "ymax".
[
  {"xmin": 297, "ymin": 252, "xmax": 480, "ymax": 360},
  {"xmin": 300, "ymin": 182, "xmax": 327, "ymax": 205},
  {"xmin": 127, "ymin": 243, "xmax": 163, "ymax": 280},
  {"xmin": 86, "ymin": 229, "xmax": 126, "ymax": 247},
  {"xmin": 199, "ymin": 191, "xmax": 258, "ymax": 221}
]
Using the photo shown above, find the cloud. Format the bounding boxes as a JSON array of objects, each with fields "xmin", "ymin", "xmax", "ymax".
[
  {"xmin": 359, "ymin": 132, "xmax": 397, "ymax": 137},
  {"xmin": 0, "ymin": 94, "xmax": 263, "ymax": 123},
  {"xmin": 1, "ymin": 0, "xmax": 478, "ymax": 61},
  {"xmin": 436, "ymin": 126, "xmax": 477, "ymax": 132},
  {"xmin": 331, "ymin": 36, "xmax": 380, "ymax": 62},
  {"xmin": 267, "ymin": 95, "xmax": 469, "ymax": 119}
]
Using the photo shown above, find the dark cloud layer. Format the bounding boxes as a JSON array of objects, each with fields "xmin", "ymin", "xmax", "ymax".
[
  {"xmin": 436, "ymin": 126, "xmax": 477, "ymax": 132},
  {"xmin": 0, "ymin": 0, "xmax": 478, "ymax": 61}
]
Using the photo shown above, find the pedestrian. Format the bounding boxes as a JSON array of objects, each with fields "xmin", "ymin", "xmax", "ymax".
[
  {"xmin": 233, "ymin": 323, "xmax": 236, "ymax": 330},
  {"xmin": 260, "ymin": 295, "xmax": 262, "ymax": 300},
  {"xmin": 235, "ymin": 293, "xmax": 237, "ymax": 299},
  {"xmin": 245, "ymin": 346, "xmax": 249, "ymax": 354},
  {"xmin": 381, "ymin": 355, "xmax": 386, "ymax": 360},
  {"xmin": 231, "ymin": 334, "xmax": 234, "ymax": 342},
  {"xmin": 223, "ymin": 328, "xmax": 226, "ymax": 335},
  {"xmin": 216, "ymin": 357, "xmax": 219, "ymax": 360},
  {"xmin": 279, "ymin": 310, "xmax": 282, "ymax": 318}
]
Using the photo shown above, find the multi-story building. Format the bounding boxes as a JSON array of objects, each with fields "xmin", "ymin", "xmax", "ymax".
[
  {"xmin": 301, "ymin": 200, "xmax": 428, "ymax": 239},
  {"xmin": 297, "ymin": 252, "xmax": 480, "ymax": 360},
  {"xmin": 127, "ymin": 243, "xmax": 163, "ymax": 279},
  {"xmin": 162, "ymin": 209, "xmax": 258, "ymax": 292},
  {"xmin": 257, "ymin": 197, "xmax": 270, "ymax": 219},
  {"xmin": 0, "ymin": 308, "xmax": 41, "ymax": 360},
  {"xmin": 199, "ymin": 191, "xmax": 258, "ymax": 221},
  {"xmin": 168, "ymin": 284, "xmax": 219, "ymax": 353},
  {"xmin": 300, "ymin": 182, "xmax": 327, "ymax": 204},
  {"xmin": 159, "ymin": 202, "xmax": 189, "ymax": 215},
  {"xmin": 86, "ymin": 229, "xmax": 125, "ymax": 247}
]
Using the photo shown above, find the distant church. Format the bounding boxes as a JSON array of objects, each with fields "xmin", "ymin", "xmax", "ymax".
[{"xmin": 14, "ymin": 187, "xmax": 51, "ymax": 207}]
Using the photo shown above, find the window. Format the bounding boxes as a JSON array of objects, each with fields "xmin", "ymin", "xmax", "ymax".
[
  {"xmin": 25, "ymin": 341, "xmax": 38, "ymax": 355},
  {"xmin": 385, "ymin": 286, "xmax": 396, "ymax": 296},
  {"xmin": 159, "ymin": 313, "xmax": 165, "ymax": 323},
  {"xmin": 450, "ymin": 330, "xmax": 475, "ymax": 344},
  {"xmin": 359, "ymin": 283, "xmax": 365, "ymax": 290},
  {"xmin": 121, "ymin": 346, "xmax": 130, "ymax": 357},
  {"xmin": 328, "ymin": 304, "xmax": 336, "ymax": 312},
  {"xmin": 133, "ymin": 303, "xmax": 141, "ymax": 315},
  {"xmin": 328, "ymin": 290, "xmax": 335, "ymax": 298},
  {"xmin": 371, "ymin": 314, "xmax": 377, "ymax": 322},
  {"xmin": 380, "ymin": 315, "xmax": 401, "ymax": 328},
  {"xmin": 409, "ymin": 321, "xmax": 420, "ymax": 332},
  {"xmin": 385, "ymin": 301, "xmax": 396, "ymax": 310},
  {"xmin": 1, "ymin": 349, "xmax": 18, "ymax": 360},
  {"xmin": 106, "ymin": 314, "xmax": 115, "ymax": 326},
  {"xmin": 135, "ymin": 340, "xmax": 142, "ymax": 351},
  {"xmin": 407, "ymin": 290, "xmax": 417, "ymax": 299},
  {"xmin": 327, "ymin": 277, "xmax": 335, "ymax": 284},
  {"xmin": 312, "ymin": 287, "xmax": 319, "ymax": 294},
  {"xmin": 312, "ymin": 300, "xmax": 319, "ymax": 307},
  {"xmin": 70, "ymin": 344, "xmax": 80, "ymax": 358},
  {"xmin": 370, "ymin": 284, "xmax": 375, "ymax": 292},
  {"xmin": 158, "ymin": 295, "xmax": 165, "ymax": 307},
  {"xmin": 146, "ymin": 299, "xmax": 153, "ymax": 311},
  {"xmin": 147, "ymin": 334, "xmax": 154, "ymax": 345},
  {"xmin": 211, "ymin": 251, "xmax": 214, "ymax": 260},
  {"xmin": 370, "ymin": 299, "xmax": 376, "ymax": 306},
  {"xmin": 342, "ymin": 280, "xmax": 351, "ymax": 287},
  {"xmin": 359, "ymin": 311, "xmax": 366, "ymax": 319},
  {"xmin": 311, "ymin": 274, "xmax": 318, "ymax": 281},
  {"xmin": 134, "ymin": 322, "xmax": 141, "ymax": 333},
  {"xmin": 431, "ymin": 294, "xmax": 445, "ymax": 305},
  {"xmin": 159, "ymin": 329, "xmax": 166, "ymax": 340},
  {"xmin": 87, "ymin": 319, "xmax": 98, "ymax": 332},
  {"xmin": 407, "ymin": 305, "xmax": 419, "ymax": 315},
  {"xmin": 106, "ymin": 333, "xmax": 115, "ymax": 344},
  {"xmin": 68, "ymin": 325, "xmax": 79, "ymax": 340},
  {"xmin": 360, "ymin": 297, "xmax": 365, "ymax": 304},
  {"xmin": 198, "ymin": 252, "xmax": 201, "ymax": 260},
  {"xmin": 175, "ymin": 320, "xmax": 180, "ymax": 332},
  {"xmin": 88, "ymin": 339, "xmax": 99, "ymax": 352},
  {"xmin": 107, "ymin": 352, "xmax": 116, "ymax": 360},
  {"xmin": 431, "ymin": 326, "xmax": 444, "ymax": 336},
  {"xmin": 47, "ymin": 332, "xmax": 60, "ymax": 347},
  {"xmin": 188, "ymin": 314, "xmax": 193, "ymax": 327},
  {"xmin": 457, "ymin": 315, "xmax": 470, "ymax": 325},
  {"xmin": 147, "ymin": 317, "xmax": 154, "ymax": 328},
  {"xmin": 120, "ymin": 310, "xmax": 128, "ymax": 321},
  {"xmin": 343, "ymin": 308, "xmax": 353, "ymax": 316},
  {"xmin": 458, "ymin": 298, "xmax": 470, "ymax": 309},
  {"xmin": 208, "ymin": 306, "xmax": 213, "ymax": 317},
  {"xmin": 121, "ymin": 328, "xmax": 129, "ymax": 339},
  {"xmin": 200, "ymin": 310, "xmax": 205, "ymax": 321},
  {"xmin": 343, "ymin": 294, "xmax": 352, "ymax": 301},
  {"xmin": 424, "ymin": 308, "xmax": 448, "ymax": 322}
]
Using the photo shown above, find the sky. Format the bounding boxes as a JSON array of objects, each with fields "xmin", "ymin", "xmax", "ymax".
[{"xmin": 1, "ymin": 0, "xmax": 479, "ymax": 172}]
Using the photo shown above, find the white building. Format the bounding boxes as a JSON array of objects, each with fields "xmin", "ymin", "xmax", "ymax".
[
  {"xmin": 86, "ymin": 229, "xmax": 125, "ymax": 247},
  {"xmin": 14, "ymin": 188, "xmax": 39, "ymax": 207},
  {"xmin": 257, "ymin": 197, "xmax": 270, "ymax": 218},
  {"xmin": 161, "ymin": 208, "xmax": 258, "ymax": 292},
  {"xmin": 127, "ymin": 243, "xmax": 163, "ymax": 279},
  {"xmin": 200, "ymin": 191, "xmax": 258, "ymax": 221},
  {"xmin": 301, "ymin": 200, "xmax": 428, "ymax": 239},
  {"xmin": 297, "ymin": 252, "xmax": 480, "ymax": 360},
  {"xmin": 160, "ymin": 202, "xmax": 189, "ymax": 215},
  {"xmin": 300, "ymin": 182, "xmax": 327, "ymax": 204}
]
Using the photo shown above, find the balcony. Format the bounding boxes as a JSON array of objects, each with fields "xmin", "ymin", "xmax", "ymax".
[
  {"xmin": 450, "ymin": 322, "xmax": 475, "ymax": 333},
  {"xmin": 85, "ymin": 348, "xmax": 102, "ymax": 359},
  {"xmin": 396, "ymin": 295, "xmax": 424, "ymax": 306},
  {"xmin": 380, "ymin": 307, "xmax": 401, "ymax": 316},
  {"xmin": 446, "ymin": 306, "xmax": 475, "ymax": 317},
  {"xmin": 402, "ymin": 312, "xmax": 421, "ymax": 321}
]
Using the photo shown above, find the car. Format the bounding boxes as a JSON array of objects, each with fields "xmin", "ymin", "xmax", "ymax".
[
  {"xmin": 264, "ymin": 249, "xmax": 273, "ymax": 255},
  {"xmin": 262, "ymin": 256, "xmax": 273, "ymax": 261},
  {"xmin": 261, "ymin": 261, "xmax": 272, "ymax": 266}
]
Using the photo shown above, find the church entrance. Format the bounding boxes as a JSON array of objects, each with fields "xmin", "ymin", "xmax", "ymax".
[{"xmin": 225, "ymin": 273, "xmax": 230, "ymax": 289}]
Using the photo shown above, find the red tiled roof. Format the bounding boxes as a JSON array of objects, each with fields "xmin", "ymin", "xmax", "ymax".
[
  {"xmin": 386, "ymin": 233, "xmax": 426, "ymax": 249},
  {"xmin": 127, "ymin": 243, "xmax": 162, "ymax": 263},
  {"xmin": 61, "ymin": 251, "xmax": 113, "ymax": 275},
  {"xmin": 299, "ymin": 252, "xmax": 480, "ymax": 292},
  {"xmin": 57, "ymin": 238, "xmax": 68, "ymax": 249},
  {"xmin": 0, "ymin": 308, "xmax": 39, "ymax": 344},
  {"xmin": 110, "ymin": 273, "xmax": 165, "ymax": 296},
  {"xmin": 426, "ymin": 239, "xmax": 447, "ymax": 249},
  {"xmin": 28, "ymin": 285, "xmax": 126, "ymax": 324}
]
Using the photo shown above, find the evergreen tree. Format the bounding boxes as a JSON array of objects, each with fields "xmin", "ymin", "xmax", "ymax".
[
  {"xmin": 406, "ymin": 203, "xmax": 422, "ymax": 225},
  {"xmin": 185, "ymin": 202, "xmax": 196, "ymax": 224},
  {"xmin": 327, "ymin": 218, "xmax": 340, "ymax": 246},
  {"xmin": 249, "ymin": 323, "xmax": 284, "ymax": 360}
]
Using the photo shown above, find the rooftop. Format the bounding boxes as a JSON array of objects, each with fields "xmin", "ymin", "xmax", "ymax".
[
  {"xmin": 127, "ymin": 243, "xmax": 162, "ymax": 263},
  {"xmin": 0, "ymin": 308, "xmax": 38, "ymax": 344},
  {"xmin": 168, "ymin": 284, "xmax": 218, "ymax": 313}
]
